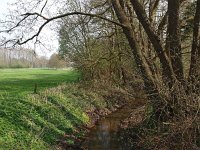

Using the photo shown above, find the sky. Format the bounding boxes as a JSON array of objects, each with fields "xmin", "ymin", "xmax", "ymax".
[
  {"xmin": 0, "ymin": 0, "xmax": 15, "ymax": 18},
  {"xmin": 0, "ymin": 0, "xmax": 58, "ymax": 58}
]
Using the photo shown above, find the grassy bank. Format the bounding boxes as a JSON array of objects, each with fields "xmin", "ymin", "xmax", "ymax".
[
  {"xmin": 0, "ymin": 69, "xmax": 127, "ymax": 149},
  {"xmin": 0, "ymin": 69, "xmax": 83, "ymax": 149}
]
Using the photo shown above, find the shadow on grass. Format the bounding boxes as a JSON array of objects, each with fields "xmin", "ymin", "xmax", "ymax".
[
  {"xmin": 0, "ymin": 69, "xmax": 83, "ymax": 147},
  {"xmin": 0, "ymin": 96, "xmax": 83, "ymax": 145}
]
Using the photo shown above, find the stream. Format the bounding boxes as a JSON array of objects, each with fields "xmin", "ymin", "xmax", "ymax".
[{"xmin": 82, "ymin": 101, "xmax": 140, "ymax": 150}]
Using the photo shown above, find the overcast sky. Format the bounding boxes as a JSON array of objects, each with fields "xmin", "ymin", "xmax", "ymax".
[
  {"xmin": 0, "ymin": 0, "xmax": 15, "ymax": 17},
  {"xmin": 0, "ymin": 0, "xmax": 58, "ymax": 58}
]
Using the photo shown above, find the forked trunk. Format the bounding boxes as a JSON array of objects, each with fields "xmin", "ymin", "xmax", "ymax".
[{"xmin": 112, "ymin": 0, "xmax": 170, "ymax": 121}]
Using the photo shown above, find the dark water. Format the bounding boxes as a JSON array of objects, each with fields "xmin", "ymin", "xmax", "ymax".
[{"xmin": 82, "ymin": 102, "xmax": 139, "ymax": 150}]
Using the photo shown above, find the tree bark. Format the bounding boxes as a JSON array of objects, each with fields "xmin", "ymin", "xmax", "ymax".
[
  {"xmin": 189, "ymin": 0, "xmax": 200, "ymax": 82},
  {"xmin": 167, "ymin": 0, "xmax": 184, "ymax": 81},
  {"xmin": 149, "ymin": 0, "xmax": 160, "ymax": 23}
]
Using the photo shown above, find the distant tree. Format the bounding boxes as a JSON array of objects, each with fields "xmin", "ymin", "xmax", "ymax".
[
  {"xmin": 34, "ymin": 56, "xmax": 49, "ymax": 68},
  {"xmin": 48, "ymin": 53, "xmax": 66, "ymax": 69},
  {"xmin": 0, "ymin": 47, "xmax": 36, "ymax": 68}
]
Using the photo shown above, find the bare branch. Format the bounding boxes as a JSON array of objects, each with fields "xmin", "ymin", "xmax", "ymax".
[
  {"xmin": 40, "ymin": 0, "xmax": 48, "ymax": 14},
  {"xmin": 13, "ymin": 11, "xmax": 125, "ymax": 45},
  {"xmin": 21, "ymin": 12, "xmax": 48, "ymax": 20},
  {"xmin": 0, "ymin": 15, "xmax": 29, "ymax": 33}
]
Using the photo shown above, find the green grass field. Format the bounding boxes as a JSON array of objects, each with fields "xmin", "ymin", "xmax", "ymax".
[
  {"xmin": 0, "ymin": 69, "xmax": 92, "ymax": 149},
  {"xmin": 0, "ymin": 68, "xmax": 79, "ymax": 96}
]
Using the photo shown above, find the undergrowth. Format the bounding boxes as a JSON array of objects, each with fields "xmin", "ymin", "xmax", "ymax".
[{"xmin": 120, "ymin": 81, "xmax": 200, "ymax": 150}]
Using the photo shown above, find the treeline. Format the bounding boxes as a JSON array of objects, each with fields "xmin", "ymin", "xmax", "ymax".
[
  {"xmin": 58, "ymin": 0, "xmax": 196, "ymax": 85},
  {"xmin": 58, "ymin": 1, "xmax": 139, "ymax": 85},
  {"xmin": 0, "ymin": 48, "xmax": 47, "ymax": 68},
  {"xmin": 0, "ymin": 48, "xmax": 67, "ymax": 69}
]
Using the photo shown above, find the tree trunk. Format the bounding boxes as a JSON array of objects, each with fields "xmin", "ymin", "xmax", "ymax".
[
  {"xmin": 167, "ymin": 0, "xmax": 184, "ymax": 82},
  {"xmin": 189, "ymin": 0, "xmax": 200, "ymax": 83},
  {"xmin": 112, "ymin": 0, "xmax": 166, "ymax": 121},
  {"xmin": 130, "ymin": 0, "xmax": 175, "ymax": 85}
]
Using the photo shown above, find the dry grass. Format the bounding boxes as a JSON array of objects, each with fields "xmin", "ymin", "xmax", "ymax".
[
  {"xmin": 139, "ymin": 80, "xmax": 200, "ymax": 150},
  {"xmin": 120, "ymin": 79, "xmax": 200, "ymax": 150}
]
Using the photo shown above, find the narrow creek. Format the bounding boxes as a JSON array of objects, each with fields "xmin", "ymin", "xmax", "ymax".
[{"xmin": 82, "ymin": 101, "xmax": 141, "ymax": 150}]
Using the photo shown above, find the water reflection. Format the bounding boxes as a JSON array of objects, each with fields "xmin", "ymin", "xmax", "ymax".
[{"xmin": 82, "ymin": 103, "xmax": 137, "ymax": 150}]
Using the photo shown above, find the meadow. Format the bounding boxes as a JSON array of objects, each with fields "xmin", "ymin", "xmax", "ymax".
[
  {"xmin": 0, "ymin": 68, "xmax": 79, "ymax": 96},
  {"xmin": 0, "ymin": 68, "xmax": 91, "ymax": 149}
]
